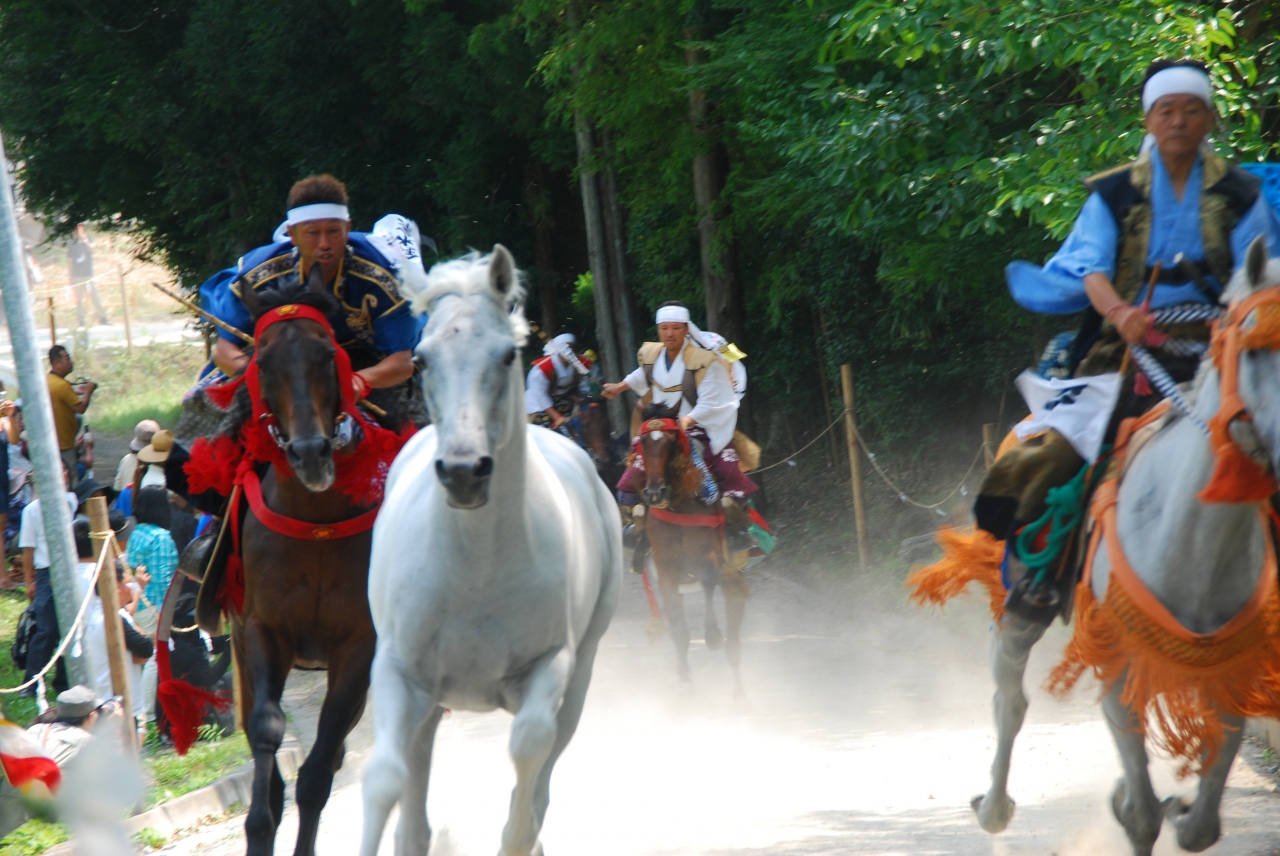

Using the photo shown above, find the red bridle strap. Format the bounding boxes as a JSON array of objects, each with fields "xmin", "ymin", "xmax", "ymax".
[
  {"xmin": 246, "ymin": 304, "xmax": 358, "ymax": 416},
  {"xmin": 649, "ymin": 506, "xmax": 724, "ymax": 529},
  {"xmin": 241, "ymin": 467, "xmax": 379, "ymax": 540},
  {"xmin": 638, "ymin": 417, "xmax": 691, "ymax": 456}
]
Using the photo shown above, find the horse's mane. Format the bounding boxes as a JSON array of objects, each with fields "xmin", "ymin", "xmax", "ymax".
[
  {"xmin": 635, "ymin": 403, "xmax": 703, "ymax": 500},
  {"xmin": 410, "ymin": 250, "xmax": 528, "ymax": 345}
]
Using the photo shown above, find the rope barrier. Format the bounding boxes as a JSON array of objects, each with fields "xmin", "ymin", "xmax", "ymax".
[
  {"xmin": 852, "ymin": 426, "xmax": 987, "ymax": 511},
  {"xmin": 750, "ymin": 406, "xmax": 987, "ymax": 511},
  {"xmin": 751, "ymin": 412, "xmax": 848, "ymax": 474},
  {"xmin": 0, "ymin": 528, "xmax": 116, "ymax": 695}
]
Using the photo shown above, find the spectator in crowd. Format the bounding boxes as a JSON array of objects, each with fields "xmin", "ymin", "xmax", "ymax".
[
  {"xmin": 68, "ymin": 225, "xmax": 109, "ymax": 328},
  {"xmin": 26, "ymin": 686, "xmax": 121, "ymax": 767},
  {"xmin": 18, "ymin": 465, "xmax": 78, "ymax": 696},
  {"xmin": 125, "ymin": 486, "xmax": 175, "ymax": 630},
  {"xmin": 46, "ymin": 346, "xmax": 96, "ymax": 487},
  {"xmin": 125, "ymin": 485, "xmax": 174, "ymax": 729},
  {"xmin": 4, "ymin": 402, "xmax": 32, "ymax": 574},
  {"xmin": 73, "ymin": 477, "xmax": 106, "ymax": 522},
  {"xmin": 0, "ymin": 396, "xmax": 13, "ymax": 563},
  {"xmin": 114, "ymin": 429, "xmax": 171, "ymax": 517},
  {"xmin": 113, "ymin": 420, "xmax": 158, "ymax": 493},
  {"xmin": 71, "ymin": 520, "xmax": 152, "ymax": 726}
]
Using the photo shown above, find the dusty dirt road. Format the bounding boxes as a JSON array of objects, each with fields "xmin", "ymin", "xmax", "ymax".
[{"xmin": 156, "ymin": 568, "xmax": 1280, "ymax": 856}]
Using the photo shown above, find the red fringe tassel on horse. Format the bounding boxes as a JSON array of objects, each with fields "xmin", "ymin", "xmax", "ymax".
[{"xmin": 155, "ymin": 642, "xmax": 233, "ymax": 755}]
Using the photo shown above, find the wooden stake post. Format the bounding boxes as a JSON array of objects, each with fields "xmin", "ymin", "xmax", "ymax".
[
  {"xmin": 46, "ymin": 296, "xmax": 55, "ymax": 346},
  {"xmin": 840, "ymin": 364, "xmax": 870, "ymax": 572},
  {"xmin": 85, "ymin": 496, "xmax": 136, "ymax": 751},
  {"xmin": 983, "ymin": 423, "xmax": 996, "ymax": 468},
  {"xmin": 117, "ymin": 267, "xmax": 133, "ymax": 355}
]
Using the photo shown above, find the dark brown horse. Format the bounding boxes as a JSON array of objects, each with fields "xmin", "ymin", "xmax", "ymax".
[
  {"xmin": 196, "ymin": 268, "xmax": 379, "ymax": 856},
  {"xmin": 637, "ymin": 404, "xmax": 749, "ymax": 691},
  {"xmin": 576, "ymin": 398, "xmax": 625, "ymax": 486}
]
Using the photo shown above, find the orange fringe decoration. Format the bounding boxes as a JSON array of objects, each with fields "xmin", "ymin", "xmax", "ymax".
[
  {"xmin": 906, "ymin": 526, "xmax": 1007, "ymax": 624},
  {"xmin": 1048, "ymin": 479, "xmax": 1280, "ymax": 776}
]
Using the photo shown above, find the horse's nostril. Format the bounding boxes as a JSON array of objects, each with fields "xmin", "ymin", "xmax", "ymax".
[
  {"xmin": 474, "ymin": 457, "xmax": 494, "ymax": 479},
  {"xmin": 435, "ymin": 459, "xmax": 449, "ymax": 483}
]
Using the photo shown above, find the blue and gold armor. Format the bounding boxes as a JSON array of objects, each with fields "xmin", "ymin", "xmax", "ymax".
[{"xmin": 199, "ymin": 233, "xmax": 424, "ymax": 358}]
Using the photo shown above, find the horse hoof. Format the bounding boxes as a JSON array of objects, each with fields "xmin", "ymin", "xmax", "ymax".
[
  {"xmin": 1169, "ymin": 802, "xmax": 1220, "ymax": 853},
  {"xmin": 705, "ymin": 627, "xmax": 723, "ymax": 649},
  {"xmin": 971, "ymin": 793, "xmax": 1014, "ymax": 833}
]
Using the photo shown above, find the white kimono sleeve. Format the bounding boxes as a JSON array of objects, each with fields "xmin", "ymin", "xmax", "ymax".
[
  {"xmin": 524, "ymin": 366, "xmax": 554, "ymax": 414},
  {"xmin": 688, "ymin": 360, "xmax": 739, "ymax": 454}
]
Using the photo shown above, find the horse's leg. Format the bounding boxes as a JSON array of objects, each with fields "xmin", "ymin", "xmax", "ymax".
[
  {"xmin": 1164, "ymin": 713, "xmax": 1244, "ymax": 852},
  {"xmin": 701, "ymin": 559, "xmax": 723, "ymax": 650},
  {"xmin": 656, "ymin": 568, "xmax": 691, "ymax": 681},
  {"xmin": 502, "ymin": 648, "xmax": 574, "ymax": 856},
  {"xmin": 972, "ymin": 615, "xmax": 1047, "ymax": 833},
  {"xmin": 359, "ymin": 647, "xmax": 432, "ymax": 856},
  {"xmin": 293, "ymin": 641, "xmax": 374, "ymax": 856},
  {"xmin": 1102, "ymin": 679, "xmax": 1162, "ymax": 856},
  {"xmin": 240, "ymin": 620, "xmax": 293, "ymax": 856},
  {"xmin": 720, "ymin": 567, "xmax": 748, "ymax": 699},
  {"xmin": 395, "ymin": 706, "xmax": 446, "ymax": 856}
]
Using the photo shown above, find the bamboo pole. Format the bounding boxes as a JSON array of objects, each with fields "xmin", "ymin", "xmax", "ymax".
[
  {"xmin": 0, "ymin": 133, "xmax": 86, "ymax": 685},
  {"xmin": 47, "ymin": 296, "xmax": 55, "ymax": 346},
  {"xmin": 117, "ymin": 267, "xmax": 133, "ymax": 356},
  {"xmin": 983, "ymin": 423, "xmax": 996, "ymax": 468},
  {"xmin": 840, "ymin": 364, "xmax": 869, "ymax": 572},
  {"xmin": 85, "ymin": 496, "xmax": 137, "ymax": 751}
]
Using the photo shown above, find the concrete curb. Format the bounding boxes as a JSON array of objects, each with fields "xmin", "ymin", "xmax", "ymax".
[{"xmin": 45, "ymin": 737, "xmax": 304, "ymax": 855}]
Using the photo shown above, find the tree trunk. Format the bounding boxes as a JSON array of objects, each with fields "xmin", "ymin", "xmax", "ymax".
[
  {"xmin": 573, "ymin": 113, "xmax": 626, "ymax": 432},
  {"xmin": 600, "ymin": 131, "xmax": 637, "ymax": 373},
  {"xmin": 525, "ymin": 159, "xmax": 558, "ymax": 333},
  {"xmin": 687, "ymin": 47, "xmax": 745, "ymax": 351}
]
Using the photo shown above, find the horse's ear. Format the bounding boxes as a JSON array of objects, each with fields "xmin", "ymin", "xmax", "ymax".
[
  {"xmin": 488, "ymin": 244, "xmax": 516, "ymax": 297},
  {"xmin": 238, "ymin": 278, "xmax": 268, "ymax": 321},
  {"xmin": 305, "ymin": 262, "xmax": 328, "ymax": 295},
  {"xmin": 1247, "ymin": 235, "xmax": 1269, "ymax": 290}
]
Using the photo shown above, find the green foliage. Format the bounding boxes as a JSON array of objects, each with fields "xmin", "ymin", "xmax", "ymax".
[
  {"xmin": 132, "ymin": 826, "xmax": 168, "ymax": 850},
  {"xmin": 8, "ymin": 0, "xmax": 1280, "ymax": 502},
  {"xmin": 0, "ymin": 819, "xmax": 69, "ymax": 856}
]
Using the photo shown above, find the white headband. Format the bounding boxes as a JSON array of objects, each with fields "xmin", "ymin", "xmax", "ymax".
[
  {"xmin": 655, "ymin": 305, "xmax": 691, "ymax": 324},
  {"xmin": 543, "ymin": 332, "xmax": 576, "ymax": 356},
  {"xmin": 1142, "ymin": 66, "xmax": 1212, "ymax": 114},
  {"xmin": 285, "ymin": 203, "xmax": 350, "ymax": 226}
]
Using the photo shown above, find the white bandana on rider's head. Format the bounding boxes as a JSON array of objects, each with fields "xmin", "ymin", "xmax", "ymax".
[
  {"xmin": 285, "ymin": 203, "xmax": 351, "ymax": 226},
  {"xmin": 655, "ymin": 305, "xmax": 691, "ymax": 325},
  {"xmin": 1142, "ymin": 66, "xmax": 1213, "ymax": 114},
  {"xmin": 543, "ymin": 332, "xmax": 576, "ymax": 357}
]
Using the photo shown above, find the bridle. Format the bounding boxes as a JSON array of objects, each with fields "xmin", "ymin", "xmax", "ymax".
[
  {"xmin": 1200, "ymin": 286, "xmax": 1280, "ymax": 503},
  {"xmin": 248, "ymin": 304, "xmax": 361, "ymax": 455}
]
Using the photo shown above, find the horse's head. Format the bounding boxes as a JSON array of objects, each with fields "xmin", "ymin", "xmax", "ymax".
[
  {"xmin": 1204, "ymin": 236, "xmax": 1280, "ymax": 495},
  {"xmin": 414, "ymin": 244, "xmax": 527, "ymax": 509},
  {"xmin": 240, "ymin": 266, "xmax": 343, "ymax": 492},
  {"xmin": 636, "ymin": 404, "xmax": 696, "ymax": 509}
]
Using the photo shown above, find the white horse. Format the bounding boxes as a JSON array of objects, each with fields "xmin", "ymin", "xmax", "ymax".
[
  {"xmin": 974, "ymin": 236, "xmax": 1280, "ymax": 856},
  {"xmin": 358, "ymin": 246, "xmax": 622, "ymax": 856}
]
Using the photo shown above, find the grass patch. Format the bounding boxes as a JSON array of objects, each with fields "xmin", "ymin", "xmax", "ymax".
[
  {"xmin": 0, "ymin": 819, "xmax": 69, "ymax": 855},
  {"xmin": 143, "ymin": 724, "xmax": 250, "ymax": 810},
  {"xmin": 65, "ymin": 343, "xmax": 206, "ymax": 438},
  {"xmin": 132, "ymin": 826, "xmax": 167, "ymax": 850}
]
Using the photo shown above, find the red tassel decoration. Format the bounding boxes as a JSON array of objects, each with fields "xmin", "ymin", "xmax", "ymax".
[{"xmin": 155, "ymin": 642, "xmax": 232, "ymax": 756}]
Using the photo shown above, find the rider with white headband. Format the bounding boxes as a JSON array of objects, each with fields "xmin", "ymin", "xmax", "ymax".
[
  {"xmin": 977, "ymin": 60, "xmax": 1280, "ymax": 569},
  {"xmin": 526, "ymin": 332, "xmax": 595, "ymax": 430},
  {"xmin": 602, "ymin": 301, "xmax": 758, "ymax": 554},
  {"xmin": 199, "ymin": 174, "xmax": 425, "ymax": 420}
]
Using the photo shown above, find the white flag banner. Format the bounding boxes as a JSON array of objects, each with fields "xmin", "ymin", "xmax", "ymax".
[{"xmin": 1013, "ymin": 370, "xmax": 1123, "ymax": 463}]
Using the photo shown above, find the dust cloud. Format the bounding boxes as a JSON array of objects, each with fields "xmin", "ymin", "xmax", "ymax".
[{"xmin": 158, "ymin": 567, "xmax": 1280, "ymax": 856}]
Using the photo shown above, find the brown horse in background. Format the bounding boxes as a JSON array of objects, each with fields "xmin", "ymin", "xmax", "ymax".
[
  {"xmin": 637, "ymin": 404, "xmax": 749, "ymax": 691},
  {"xmin": 195, "ymin": 269, "xmax": 380, "ymax": 856}
]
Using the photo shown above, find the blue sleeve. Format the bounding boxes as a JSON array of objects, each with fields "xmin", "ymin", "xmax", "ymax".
[
  {"xmin": 1231, "ymin": 195, "xmax": 1280, "ymax": 264},
  {"xmin": 199, "ymin": 267, "xmax": 252, "ymax": 343},
  {"xmin": 372, "ymin": 301, "xmax": 422, "ymax": 355},
  {"xmin": 1043, "ymin": 193, "xmax": 1119, "ymax": 280}
]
